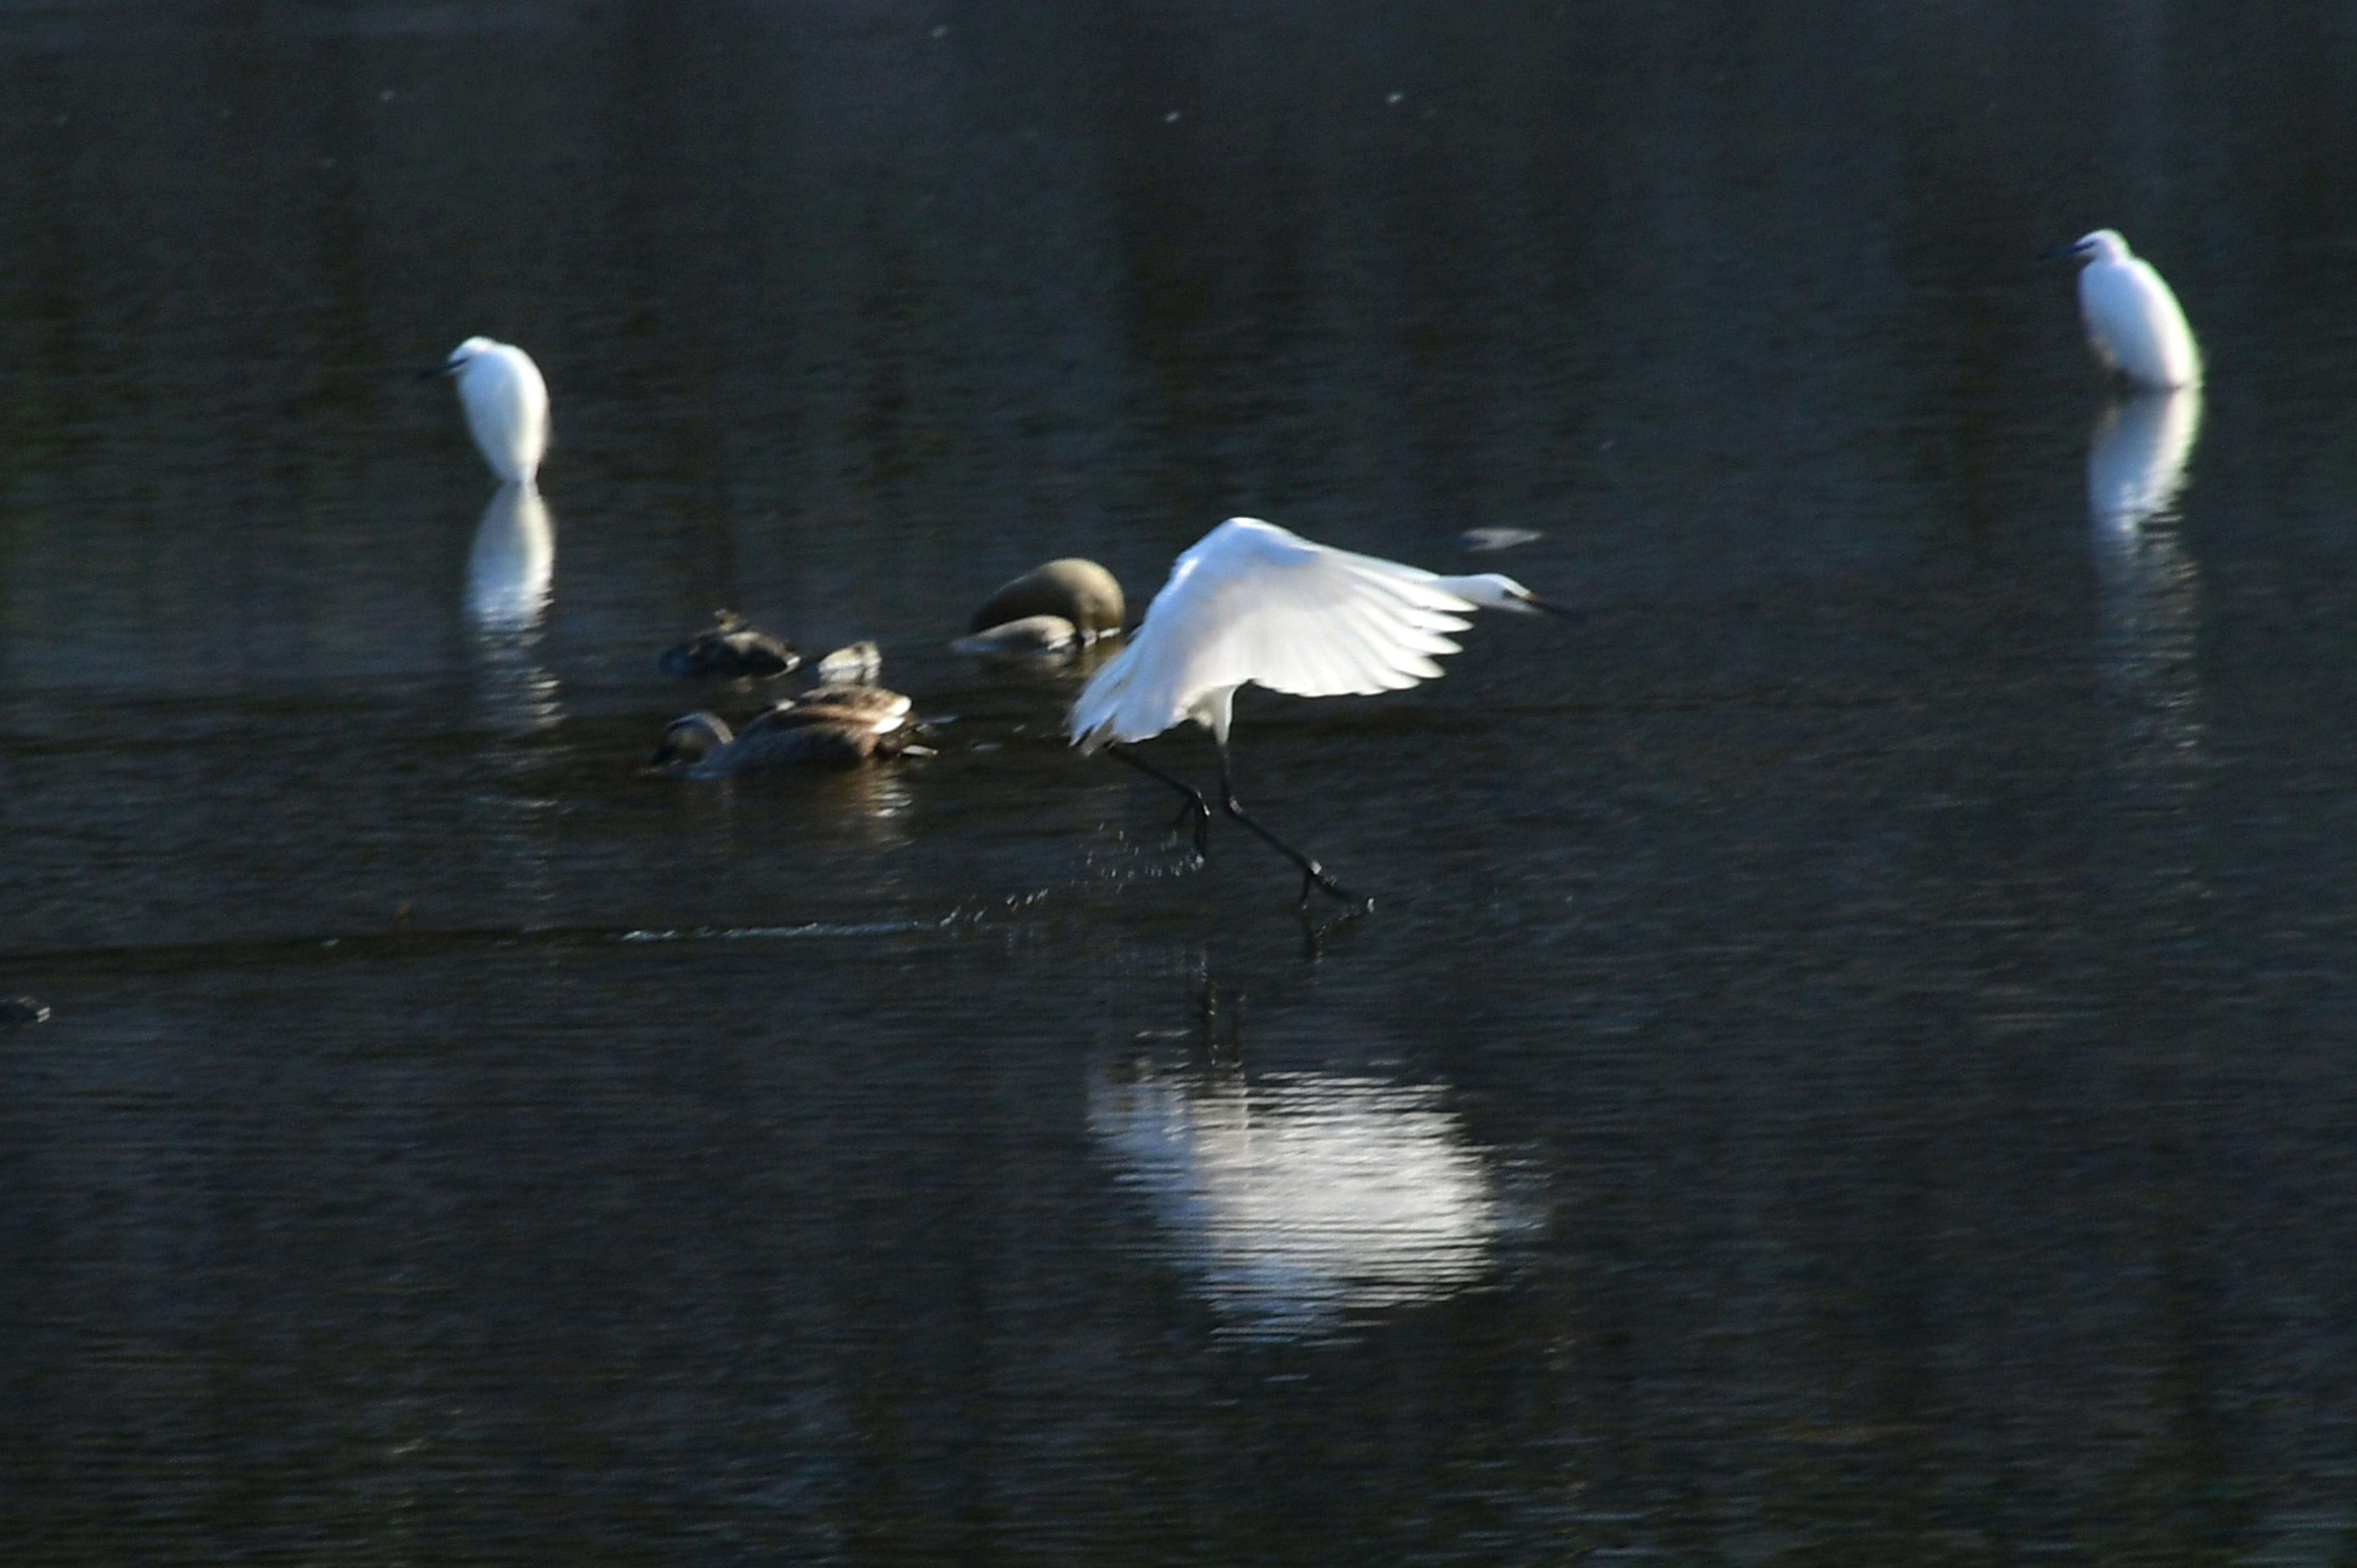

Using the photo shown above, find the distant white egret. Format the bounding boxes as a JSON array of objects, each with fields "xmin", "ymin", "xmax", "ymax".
[
  {"xmin": 1068, "ymin": 516, "xmax": 1577, "ymax": 907},
  {"xmin": 2055, "ymin": 230, "xmax": 2202, "ymax": 390},
  {"xmin": 423, "ymin": 336, "xmax": 550, "ymax": 483}
]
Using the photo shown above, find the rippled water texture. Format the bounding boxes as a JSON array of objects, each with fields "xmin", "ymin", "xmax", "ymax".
[{"xmin": 9, "ymin": 2, "xmax": 2357, "ymax": 1562}]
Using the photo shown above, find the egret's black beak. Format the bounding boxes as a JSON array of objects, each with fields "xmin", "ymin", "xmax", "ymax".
[
  {"xmin": 2037, "ymin": 242, "xmax": 2084, "ymax": 262},
  {"xmin": 416, "ymin": 361, "xmax": 460, "ymax": 381},
  {"xmin": 1524, "ymin": 595, "xmax": 1584, "ymax": 623}
]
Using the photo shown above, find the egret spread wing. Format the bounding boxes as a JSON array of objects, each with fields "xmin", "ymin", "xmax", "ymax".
[{"xmin": 1070, "ymin": 518, "xmax": 1475, "ymax": 748}]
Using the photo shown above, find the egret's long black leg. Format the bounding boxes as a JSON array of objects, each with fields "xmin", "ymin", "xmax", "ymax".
[
  {"xmin": 1107, "ymin": 742, "xmax": 1211, "ymax": 857},
  {"xmin": 1215, "ymin": 744, "xmax": 1371, "ymax": 911}
]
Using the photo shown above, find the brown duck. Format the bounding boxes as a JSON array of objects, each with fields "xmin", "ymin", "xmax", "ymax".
[
  {"xmin": 658, "ymin": 610, "xmax": 801, "ymax": 679},
  {"xmin": 647, "ymin": 685, "xmax": 920, "ymax": 775}
]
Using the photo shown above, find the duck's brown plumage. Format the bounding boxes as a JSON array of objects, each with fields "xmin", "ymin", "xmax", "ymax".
[
  {"xmin": 649, "ymin": 684, "xmax": 919, "ymax": 776},
  {"xmin": 658, "ymin": 610, "xmax": 800, "ymax": 679},
  {"xmin": 968, "ymin": 559, "xmax": 1125, "ymax": 638}
]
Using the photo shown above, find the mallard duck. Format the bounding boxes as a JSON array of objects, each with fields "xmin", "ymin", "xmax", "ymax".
[
  {"xmin": 811, "ymin": 640, "xmax": 883, "ymax": 686},
  {"xmin": 961, "ymin": 558, "xmax": 1125, "ymax": 659},
  {"xmin": 647, "ymin": 685, "xmax": 919, "ymax": 775},
  {"xmin": 658, "ymin": 610, "xmax": 801, "ymax": 679},
  {"xmin": 951, "ymin": 612, "xmax": 1081, "ymax": 662}
]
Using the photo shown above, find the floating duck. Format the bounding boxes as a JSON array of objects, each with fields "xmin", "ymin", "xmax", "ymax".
[
  {"xmin": 811, "ymin": 640, "xmax": 883, "ymax": 686},
  {"xmin": 647, "ymin": 685, "xmax": 920, "ymax": 775},
  {"xmin": 658, "ymin": 611, "xmax": 801, "ymax": 679},
  {"xmin": 959, "ymin": 558, "xmax": 1125, "ymax": 661}
]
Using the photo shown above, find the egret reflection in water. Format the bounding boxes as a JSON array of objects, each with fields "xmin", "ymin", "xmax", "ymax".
[
  {"xmin": 466, "ymin": 481, "xmax": 563, "ymax": 742},
  {"xmin": 1089, "ymin": 1057, "xmax": 1509, "ymax": 1337},
  {"xmin": 466, "ymin": 480, "xmax": 555, "ymax": 636},
  {"xmin": 2088, "ymin": 387, "xmax": 2202, "ymax": 529},
  {"xmin": 2086, "ymin": 388, "xmax": 2205, "ymax": 782}
]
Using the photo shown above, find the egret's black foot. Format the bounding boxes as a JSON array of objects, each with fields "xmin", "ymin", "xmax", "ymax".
[
  {"xmin": 1295, "ymin": 865, "xmax": 1369, "ymax": 912},
  {"xmin": 1195, "ymin": 978, "xmax": 1247, "ymax": 1054},
  {"xmin": 1169, "ymin": 796, "xmax": 1212, "ymax": 858},
  {"xmin": 1109, "ymin": 742, "xmax": 1213, "ymax": 859},
  {"xmin": 1300, "ymin": 899, "xmax": 1373, "ymax": 955}
]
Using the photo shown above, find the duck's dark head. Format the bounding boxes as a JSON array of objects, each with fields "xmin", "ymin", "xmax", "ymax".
[{"xmin": 647, "ymin": 711, "xmax": 734, "ymax": 772}]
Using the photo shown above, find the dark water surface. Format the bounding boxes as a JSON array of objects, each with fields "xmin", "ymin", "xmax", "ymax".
[{"xmin": 9, "ymin": 2, "xmax": 2357, "ymax": 1561}]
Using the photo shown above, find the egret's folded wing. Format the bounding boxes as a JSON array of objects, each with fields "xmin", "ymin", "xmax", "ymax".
[
  {"xmin": 2079, "ymin": 266, "xmax": 2146, "ymax": 374},
  {"xmin": 464, "ymin": 350, "xmax": 550, "ymax": 482}
]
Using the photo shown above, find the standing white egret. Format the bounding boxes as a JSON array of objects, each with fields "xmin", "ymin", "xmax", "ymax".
[
  {"xmin": 423, "ymin": 336, "xmax": 550, "ymax": 483},
  {"xmin": 2055, "ymin": 230, "xmax": 2202, "ymax": 390},
  {"xmin": 1068, "ymin": 517, "xmax": 1577, "ymax": 907}
]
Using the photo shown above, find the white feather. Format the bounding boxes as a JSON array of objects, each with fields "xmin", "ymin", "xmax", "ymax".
[
  {"xmin": 1069, "ymin": 518, "xmax": 1478, "ymax": 750},
  {"xmin": 2073, "ymin": 231, "xmax": 2201, "ymax": 390},
  {"xmin": 444, "ymin": 337, "xmax": 552, "ymax": 484}
]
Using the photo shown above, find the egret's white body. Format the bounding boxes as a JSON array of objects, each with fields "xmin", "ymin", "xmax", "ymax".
[
  {"xmin": 1068, "ymin": 517, "xmax": 1571, "ymax": 905},
  {"xmin": 433, "ymin": 336, "xmax": 550, "ymax": 483},
  {"xmin": 2067, "ymin": 230, "xmax": 2201, "ymax": 390},
  {"xmin": 1069, "ymin": 517, "xmax": 1552, "ymax": 751}
]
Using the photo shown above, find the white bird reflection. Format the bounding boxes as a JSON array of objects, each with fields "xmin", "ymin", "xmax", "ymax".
[
  {"xmin": 2088, "ymin": 386, "xmax": 2201, "ymax": 528},
  {"xmin": 466, "ymin": 480, "xmax": 554, "ymax": 635},
  {"xmin": 2086, "ymin": 389, "xmax": 2205, "ymax": 784},
  {"xmin": 1089, "ymin": 1058, "xmax": 1507, "ymax": 1337},
  {"xmin": 465, "ymin": 482, "xmax": 563, "ymax": 740}
]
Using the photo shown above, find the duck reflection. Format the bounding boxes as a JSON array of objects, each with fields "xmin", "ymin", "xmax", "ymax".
[
  {"xmin": 816, "ymin": 760, "xmax": 917, "ymax": 849},
  {"xmin": 466, "ymin": 480, "xmax": 554, "ymax": 635},
  {"xmin": 1089, "ymin": 1055, "xmax": 1506, "ymax": 1336},
  {"xmin": 2086, "ymin": 389, "xmax": 2204, "ymax": 782}
]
